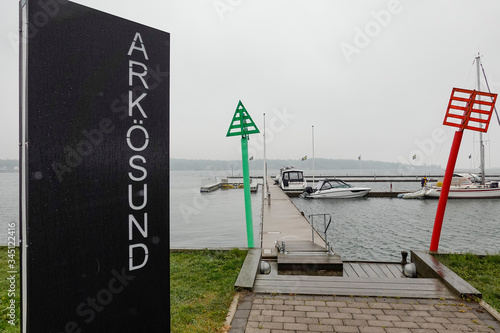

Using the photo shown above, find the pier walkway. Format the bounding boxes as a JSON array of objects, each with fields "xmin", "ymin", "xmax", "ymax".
[{"xmin": 261, "ymin": 179, "xmax": 326, "ymax": 257}]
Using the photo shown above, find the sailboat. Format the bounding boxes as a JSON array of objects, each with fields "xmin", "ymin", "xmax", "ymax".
[{"xmin": 424, "ymin": 55, "xmax": 500, "ymax": 198}]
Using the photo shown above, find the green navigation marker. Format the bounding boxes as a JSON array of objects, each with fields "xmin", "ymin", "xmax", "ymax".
[{"xmin": 226, "ymin": 101, "xmax": 260, "ymax": 248}]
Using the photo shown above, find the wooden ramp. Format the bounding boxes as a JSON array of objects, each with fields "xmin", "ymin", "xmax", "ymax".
[
  {"xmin": 253, "ymin": 261, "xmax": 457, "ymax": 299},
  {"xmin": 343, "ymin": 262, "xmax": 405, "ymax": 279},
  {"xmin": 276, "ymin": 240, "xmax": 343, "ymax": 276},
  {"xmin": 253, "ymin": 275, "xmax": 457, "ymax": 298}
]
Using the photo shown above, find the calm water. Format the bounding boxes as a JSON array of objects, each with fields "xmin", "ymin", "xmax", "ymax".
[
  {"xmin": 2, "ymin": 171, "xmax": 499, "ymax": 262},
  {"xmin": 169, "ymin": 171, "xmax": 262, "ymax": 248},
  {"xmin": 0, "ymin": 172, "xmax": 18, "ymax": 245},
  {"xmin": 291, "ymin": 196, "xmax": 500, "ymax": 262}
]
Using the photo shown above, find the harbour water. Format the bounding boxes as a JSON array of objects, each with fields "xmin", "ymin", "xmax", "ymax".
[
  {"xmin": 2, "ymin": 171, "xmax": 499, "ymax": 261},
  {"xmin": 0, "ymin": 172, "xmax": 18, "ymax": 246}
]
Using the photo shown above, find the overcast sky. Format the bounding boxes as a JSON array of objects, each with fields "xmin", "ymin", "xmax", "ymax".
[{"xmin": 3, "ymin": 0, "xmax": 500, "ymax": 169}]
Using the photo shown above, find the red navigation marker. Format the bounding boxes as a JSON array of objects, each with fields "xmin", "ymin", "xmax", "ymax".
[
  {"xmin": 430, "ymin": 88, "xmax": 497, "ymax": 252},
  {"xmin": 443, "ymin": 88, "xmax": 496, "ymax": 132}
]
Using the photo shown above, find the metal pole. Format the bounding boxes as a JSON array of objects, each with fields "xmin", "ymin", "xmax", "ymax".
[
  {"xmin": 310, "ymin": 215, "xmax": 314, "ymax": 243},
  {"xmin": 241, "ymin": 136, "xmax": 255, "ymax": 248},
  {"xmin": 430, "ymin": 130, "xmax": 464, "ymax": 251},
  {"xmin": 263, "ymin": 113, "xmax": 267, "ymax": 199},
  {"xmin": 476, "ymin": 55, "xmax": 486, "ymax": 185},
  {"xmin": 312, "ymin": 125, "xmax": 315, "ymax": 185}
]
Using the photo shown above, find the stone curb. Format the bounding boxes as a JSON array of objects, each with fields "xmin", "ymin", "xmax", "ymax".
[
  {"xmin": 224, "ymin": 292, "xmax": 241, "ymax": 329},
  {"xmin": 480, "ymin": 300, "xmax": 500, "ymax": 323}
]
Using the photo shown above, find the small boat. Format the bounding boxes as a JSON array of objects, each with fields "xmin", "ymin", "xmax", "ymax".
[
  {"xmin": 301, "ymin": 179, "xmax": 371, "ymax": 199},
  {"xmin": 398, "ymin": 173, "xmax": 500, "ymax": 199},
  {"xmin": 275, "ymin": 166, "xmax": 307, "ymax": 193},
  {"xmin": 424, "ymin": 173, "xmax": 500, "ymax": 198},
  {"xmin": 397, "ymin": 187, "xmax": 428, "ymax": 199},
  {"xmin": 425, "ymin": 55, "xmax": 500, "ymax": 199},
  {"xmin": 399, "ymin": 55, "xmax": 500, "ymax": 199}
]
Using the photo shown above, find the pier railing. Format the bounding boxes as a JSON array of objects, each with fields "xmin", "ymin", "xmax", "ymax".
[{"xmin": 308, "ymin": 213, "xmax": 333, "ymax": 253}]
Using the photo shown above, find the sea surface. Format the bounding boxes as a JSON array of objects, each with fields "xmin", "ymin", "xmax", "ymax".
[{"xmin": 2, "ymin": 170, "xmax": 500, "ymax": 261}]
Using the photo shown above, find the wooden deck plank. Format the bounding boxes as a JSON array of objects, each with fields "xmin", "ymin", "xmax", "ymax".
[
  {"xmin": 378, "ymin": 263, "xmax": 397, "ymax": 278},
  {"xmin": 284, "ymin": 240, "xmax": 326, "ymax": 252},
  {"xmin": 343, "ymin": 263, "xmax": 357, "ymax": 278},
  {"xmin": 254, "ymin": 281, "xmax": 452, "ymax": 294},
  {"xmin": 255, "ymin": 279, "xmax": 447, "ymax": 291},
  {"xmin": 257, "ymin": 275, "xmax": 445, "ymax": 285},
  {"xmin": 253, "ymin": 286, "xmax": 456, "ymax": 298},
  {"xmin": 253, "ymin": 276, "xmax": 457, "ymax": 298},
  {"xmin": 366, "ymin": 263, "xmax": 390, "ymax": 278},
  {"xmin": 348, "ymin": 263, "xmax": 370, "ymax": 278},
  {"xmin": 359, "ymin": 263, "xmax": 381, "ymax": 278},
  {"xmin": 234, "ymin": 249, "xmax": 261, "ymax": 290},
  {"xmin": 387, "ymin": 263, "xmax": 405, "ymax": 278}
]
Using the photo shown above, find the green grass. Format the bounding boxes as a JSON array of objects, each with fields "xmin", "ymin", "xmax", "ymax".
[
  {"xmin": 0, "ymin": 247, "xmax": 246, "ymax": 333},
  {"xmin": 170, "ymin": 249, "xmax": 247, "ymax": 333},
  {"xmin": 435, "ymin": 253, "xmax": 500, "ymax": 311},
  {"xmin": 0, "ymin": 246, "xmax": 21, "ymax": 333}
]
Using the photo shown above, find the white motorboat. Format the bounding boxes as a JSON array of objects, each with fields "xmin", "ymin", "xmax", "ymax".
[
  {"xmin": 302, "ymin": 179, "xmax": 371, "ymax": 199},
  {"xmin": 276, "ymin": 167, "xmax": 307, "ymax": 193}
]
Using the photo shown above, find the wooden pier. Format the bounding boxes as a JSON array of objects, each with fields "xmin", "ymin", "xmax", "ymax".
[{"xmin": 243, "ymin": 178, "xmax": 476, "ymax": 300}]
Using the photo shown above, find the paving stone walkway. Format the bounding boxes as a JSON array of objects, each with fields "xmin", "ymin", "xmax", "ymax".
[{"xmin": 229, "ymin": 293, "xmax": 500, "ymax": 333}]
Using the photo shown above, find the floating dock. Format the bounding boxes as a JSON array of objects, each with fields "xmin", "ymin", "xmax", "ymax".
[{"xmin": 200, "ymin": 178, "xmax": 258, "ymax": 193}]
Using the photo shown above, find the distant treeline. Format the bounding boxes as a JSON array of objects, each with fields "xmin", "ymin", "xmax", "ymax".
[
  {"xmin": 8, "ymin": 157, "xmax": 500, "ymax": 174},
  {"xmin": 170, "ymin": 158, "xmax": 444, "ymax": 173},
  {"xmin": 0, "ymin": 159, "xmax": 18, "ymax": 171}
]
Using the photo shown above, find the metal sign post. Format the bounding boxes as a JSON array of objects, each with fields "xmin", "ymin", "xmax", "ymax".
[
  {"xmin": 226, "ymin": 101, "xmax": 260, "ymax": 248},
  {"xmin": 430, "ymin": 88, "xmax": 497, "ymax": 252}
]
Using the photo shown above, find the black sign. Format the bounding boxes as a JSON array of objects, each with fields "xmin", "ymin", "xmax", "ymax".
[{"xmin": 21, "ymin": 1, "xmax": 169, "ymax": 331}]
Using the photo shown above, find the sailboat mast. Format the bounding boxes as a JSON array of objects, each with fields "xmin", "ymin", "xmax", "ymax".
[
  {"xmin": 476, "ymin": 54, "xmax": 486, "ymax": 185},
  {"xmin": 312, "ymin": 125, "xmax": 315, "ymax": 185},
  {"xmin": 263, "ymin": 113, "xmax": 267, "ymax": 198}
]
